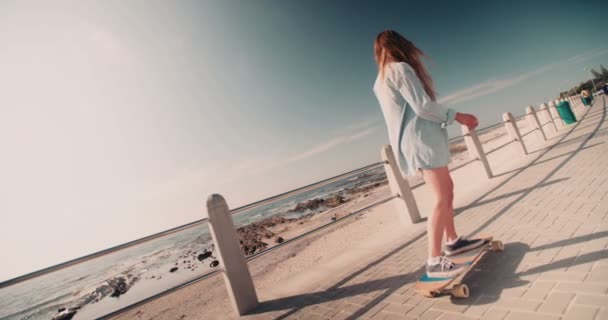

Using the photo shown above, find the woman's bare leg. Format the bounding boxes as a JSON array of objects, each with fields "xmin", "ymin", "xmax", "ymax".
[
  {"xmin": 421, "ymin": 166, "xmax": 458, "ymax": 259},
  {"xmin": 443, "ymin": 176, "xmax": 458, "ymax": 242}
]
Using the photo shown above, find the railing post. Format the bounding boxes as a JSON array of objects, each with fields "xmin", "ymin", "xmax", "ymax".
[
  {"xmin": 502, "ymin": 112, "xmax": 528, "ymax": 155},
  {"xmin": 381, "ymin": 145, "xmax": 421, "ymax": 224},
  {"xmin": 539, "ymin": 103, "xmax": 558, "ymax": 134},
  {"xmin": 461, "ymin": 125, "xmax": 493, "ymax": 178},
  {"xmin": 526, "ymin": 106, "xmax": 547, "ymax": 142},
  {"xmin": 207, "ymin": 194, "xmax": 258, "ymax": 316},
  {"xmin": 574, "ymin": 97, "xmax": 585, "ymax": 119}
]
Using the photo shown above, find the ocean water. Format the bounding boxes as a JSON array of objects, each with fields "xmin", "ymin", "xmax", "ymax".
[{"xmin": 0, "ymin": 166, "xmax": 387, "ymax": 320}]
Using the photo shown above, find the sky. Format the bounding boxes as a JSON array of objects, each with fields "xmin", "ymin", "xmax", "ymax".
[{"xmin": 1, "ymin": 0, "xmax": 607, "ymax": 281}]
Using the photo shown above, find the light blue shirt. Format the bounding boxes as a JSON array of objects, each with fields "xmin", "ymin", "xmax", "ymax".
[{"xmin": 373, "ymin": 62, "xmax": 456, "ymax": 176}]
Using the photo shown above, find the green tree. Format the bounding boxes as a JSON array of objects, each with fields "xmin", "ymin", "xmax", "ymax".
[
  {"xmin": 591, "ymin": 68, "xmax": 602, "ymax": 80},
  {"xmin": 600, "ymin": 65, "xmax": 608, "ymax": 81}
]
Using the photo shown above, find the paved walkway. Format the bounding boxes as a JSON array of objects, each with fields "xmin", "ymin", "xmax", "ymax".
[{"xmin": 246, "ymin": 96, "xmax": 608, "ymax": 320}]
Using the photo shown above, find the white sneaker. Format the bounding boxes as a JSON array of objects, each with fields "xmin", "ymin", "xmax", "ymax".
[{"xmin": 426, "ymin": 256, "xmax": 467, "ymax": 278}]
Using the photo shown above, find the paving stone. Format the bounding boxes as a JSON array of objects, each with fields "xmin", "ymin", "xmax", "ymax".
[
  {"xmin": 418, "ymin": 309, "xmax": 443, "ymax": 320},
  {"xmin": 504, "ymin": 311, "xmax": 561, "ymax": 320},
  {"xmin": 554, "ymin": 282, "xmax": 607, "ymax": 294},
  {"xmin": 464, "ymin": 295, "xmax": 496, "ymax": 318},
  {"xmin": 358, "ymin": 301, "xmax": 389, "ymax": 318},
  {"xmin": 584, "ymin": 266, "xmax": 608, "ymax": 283},
  {"xmin": 563, "ymin": 305, "xmax": 598, "ymax": 320},
  {"xmin": 436, "ymin": 313, "xmax": 478, "ymax": 320},
  {"xmin": 492, "ymin": 297, "xmax": 541, "ymax": 312},
  {"xmin": 596, "ymin": 308, "xmax": 608, "ymax": 320},
  {"xmin": 538, "ymin": 271, "xmax": 587, "ymax": 282},
  {"xmin": 406, "ymin": 299, "xmax": 434, "ymax": 317},
  {"xmin": 538, "ymin": 292, "xmax": 575, "ymax": 314},
  {"xmin": 431, "ymin": 300, "xmax": 469, "ymax": 313},
  {"xmin": 480, "ymin": 308, "xmax": 509, "ymax": 320},
  {"xmin": 499, "ymin": 286, "xmax": 527, "ymax": 298},
  {"xmin": 573, "ymin": 294, "xmax": 608, "ymax": 307},
  {"xmin": 380, "ymin": 302, "xmax": 414, "ymax": 314},
  {"xmin": 371, "ymin": 311, "xmax": 415, "ymax": 320},
  {"xmin": 522, "ymin": 281, "xmax": 555, "ymax": 300}
]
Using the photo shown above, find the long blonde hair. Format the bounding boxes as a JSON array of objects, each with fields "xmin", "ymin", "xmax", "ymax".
[{"xmin": 374, "ymin": 30, "xmax": 437, "ymax": 101}]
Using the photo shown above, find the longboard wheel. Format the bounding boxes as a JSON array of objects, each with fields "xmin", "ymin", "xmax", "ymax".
[
  {"xmin": 424, "ymin": 291, "xmax": 439, "ymax": 298},
  {"xmin": 490, "ymin": 240, "xmax": 504, "ymax": 252},
  {"xmin": 452, "ymin": 284, "xmax": 469, "ymax": 298}
]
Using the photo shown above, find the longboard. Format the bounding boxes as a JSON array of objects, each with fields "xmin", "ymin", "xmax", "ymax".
[{"xmin": 414, "ymin": 235, "xmax": 503, "ymax": 298}]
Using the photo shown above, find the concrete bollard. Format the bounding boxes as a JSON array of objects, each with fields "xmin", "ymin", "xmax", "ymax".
[
  {"xmin": 569, "ymin": 96, "xmax": 583, "ymax": 120},
  {"xmin": 503, "ymin": 112, "xmax": 528, "ymax": 155},
  {"xmin": 461, "ymin": 126, "xmax": 493, "ymax": 178},
  {"xmin": 381, "ymin": 145, "xmax": 421, "ymax": 224},
  {"xmin": 539, "ymin": 103, "xmax": 558, "ymax": 134},
  {"xmin": 526, "ymin": 106, "xmax": 547, "ymax": 142},
  {"xmin": 207, "ymin": 194, "xmax": 258, "ymax": 316}
]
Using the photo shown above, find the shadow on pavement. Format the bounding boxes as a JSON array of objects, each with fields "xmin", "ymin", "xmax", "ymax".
[
  {"xmin": 492, "ymin": 142, "xmax": 604, "ymax": 178},
  {"xmin": 465, "ymin": 96, "xmax": 605, "ymax": 238},
  {"xmin": 451, "ymin": 242, "xmax": 529, "ymax": 305},
  {"xmin": 248, "ymin": 96, "xmax": 606, "ymax": 319},
  {"xmin": 455, "ymin": 178, "xmax": 569, "ymax": 213}
]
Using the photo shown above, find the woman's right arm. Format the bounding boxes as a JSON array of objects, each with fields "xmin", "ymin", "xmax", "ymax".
[
  {"xmin": 388, "ymin": 62, "xmax": 478, "ymax": 129},
  {"xmin": 387, "ymin": 62, "xmax": 455, "ymax": 127}
]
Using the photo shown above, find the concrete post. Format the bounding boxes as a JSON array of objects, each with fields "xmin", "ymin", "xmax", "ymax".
[
  {"xmin": 503, "ymin": 112, "xmax": 528, "ymax": 155},
  {"xmin": 570, "ymin": 96, "xmax": 583, "ymax": 120},
  {"xmin": 526, "ymin": 106, "xmax": 547, "ymax": 142},
  {"xmin": 381, "ymin": 145, "xmax": 421, "ymax": 224},
  {"xmin": 539, "ymin": 103, "xmax": 557, "ymax": 134},
  {"xmin": 461, "ymin": 125, "xmax": 493, "ymax": 178},
  {"xmin": 207, "ymin": 194, "xmax": 258, "ymax": 315},
  {"xmin": 570, "ymin": 96, "xmax": 575, "ymax": 107}
]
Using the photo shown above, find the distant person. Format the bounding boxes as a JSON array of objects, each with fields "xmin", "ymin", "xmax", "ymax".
[
  {"xmin": 372, "ymin": 30, "xmax": 484, "ymax": 278},
  {"xmin": 581, "ymin": 90, "xmax": 593, "ymax": 106}
]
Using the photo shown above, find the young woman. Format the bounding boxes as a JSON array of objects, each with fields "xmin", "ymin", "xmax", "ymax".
[{"xmin": 373, "ymin": 30, "xmax": 484, "ymax": 278}]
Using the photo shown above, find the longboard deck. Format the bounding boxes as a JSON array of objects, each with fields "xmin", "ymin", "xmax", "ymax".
[{"xmin": 414, "ymin": 235, "xmax": 503, "ymax": 298}]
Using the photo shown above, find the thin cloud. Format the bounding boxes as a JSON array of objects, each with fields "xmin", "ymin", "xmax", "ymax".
[
  {"xmin": 439, "ymin": 63, "xmax": 560, "ymax": 105},
  {"xmin": 567, "ymin": 48, "xmax": 608, "ymax": 63},
  {"xmin": 200, "ymin": 117, "xmax": 382, "ymax": 180},
  {"xmin": 440, "ymin": 48, "xmax": 608, "ymax": 106},
  {"xmin": 287, "ymin": 126, "xmax": 377, "ymax": 163}
]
